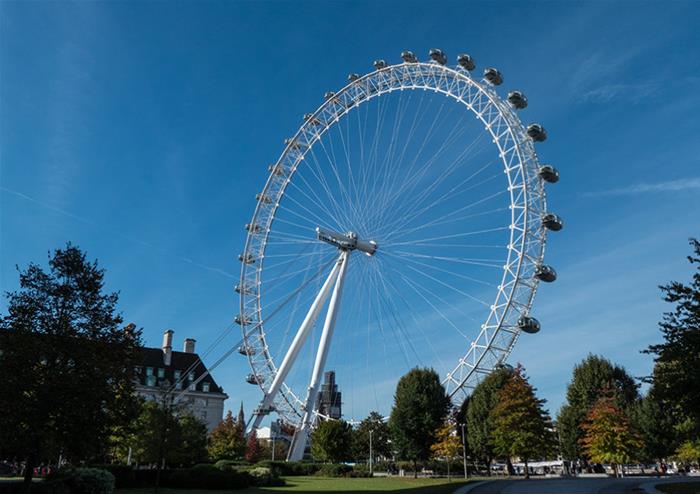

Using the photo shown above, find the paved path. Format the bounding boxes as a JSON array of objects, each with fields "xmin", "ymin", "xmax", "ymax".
[{"xmin": 457, "ymin": 477, "xmax": 700, "ymax": 494}]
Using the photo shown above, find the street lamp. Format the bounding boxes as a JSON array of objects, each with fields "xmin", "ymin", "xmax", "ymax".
[
  {"xmin": 369, "ymin": 429, "xmax": 373, "ymax": 475},
  {"xmin": 460, "ymin": 423, "xmax": 468, "ymax": 479}
]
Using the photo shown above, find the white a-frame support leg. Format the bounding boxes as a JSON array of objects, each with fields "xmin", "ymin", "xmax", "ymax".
[
  {"xmin": 249, "ymin": 252, "xmax": 345, "ymax": 432},
  {"xmin": 287, "ymin": 250, "xmax": 349, "ymax": 461}
]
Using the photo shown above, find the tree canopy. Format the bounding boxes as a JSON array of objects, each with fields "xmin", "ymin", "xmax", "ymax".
[
  {"xmin": 645, "ymin": 238, "xmax": 700, "ymax": 437},
  {"xmin": 489, "ymin": 365, "xmax": 555, "ymax": 478},
  {"xmin": 556, "ymin": 354, "xmax": 638, "ymax": 460},
  {"xmin": 465, "ymin": 365, "xmax": 513, "ymax": 469},
  {"xmin": 352, "ymin": 411, "xmax": 391, "ymax": 462},
  {"xmin": 0, "ymin": 244, "xmax": 142, "ymax": 487},
  {"xmin": 208, "ymin": 410, "xmax": 246, "ymax": 461},
  {"xmin": 580, "ymin": 392, "xmax": 643, "ymax": 476},
  {"xmin": 310, "ymin": 419, "xmax": 353, "ymax": 463},
  {"xmin": 389, "ymin": 367, "xmax": 450, "ymax": 473}
]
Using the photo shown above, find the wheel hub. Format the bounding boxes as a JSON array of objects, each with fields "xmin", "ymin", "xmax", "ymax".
[{"xmin": 316, "ymin": 227, "xmax": 378, "ymax": 256}]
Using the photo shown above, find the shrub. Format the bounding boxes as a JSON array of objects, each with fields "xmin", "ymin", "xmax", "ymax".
[
  {"xmin": 214, "ymin": 459, "xmax": 249, "ymax": 471},
  {"xmin": 314, "ymin": 463, "xmax": 353, "ymax": 477},
  {"xmin": 57, "ymin": 468, "xmax": 115, "ymax": 494},
  {"xmin": 247, "ymin": 467, "xmax": 285, "ymax": 487},
  {"xmin": 254, "ymin": 460, "xmax": 319, "ymax": 476},
  {"xmin": 88, "ymin": 464, "xmax": 135, "ymax": 488}
]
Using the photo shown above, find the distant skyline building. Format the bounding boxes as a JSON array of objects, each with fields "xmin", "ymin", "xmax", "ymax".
[
  {"xmin": 315, "ymin": 370, "xmax": 342, "ymax": 420},
  {"xmin": 134, "ymin": 329, "xmax": 228, "ymax": 432}
]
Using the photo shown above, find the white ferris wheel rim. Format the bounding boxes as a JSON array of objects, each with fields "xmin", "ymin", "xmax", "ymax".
[{"xmin": 239, "ymin": 60, "xmax": 549, "ymax": 425}]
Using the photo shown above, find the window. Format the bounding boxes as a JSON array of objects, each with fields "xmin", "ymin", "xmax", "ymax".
[
  {"xmin": 188, "ymin": 372, "xmax": 195, "ymax": 381},
  {"xmin": 157, "ymin": 368, "xmax": 165, "ymax": 378},
  {"xmin": 201, "ymin": 411, "xmax": 207, "ymax": 420},
  {"xmin": 146, "ymin": 367, "xmax": 154, "ymax": 376},
  {"xmin": 175, "ymin": 381, "xmax": 182, "ymax": 390},
  {"xmin": 146, "ymin": 375, "xmax": 156, "ymax": 387},
  {"xmin": 202, "ymin": 383, "xmax": 210, "ymax": 393},
  {"xmin": 174, "ymin": 370, "xmax": 181, "ymax": 381}
]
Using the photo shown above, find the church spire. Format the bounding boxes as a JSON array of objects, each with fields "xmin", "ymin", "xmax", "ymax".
[{"xmin": 237, "ymin": 401, "xmax": 245, "ymax": 426}]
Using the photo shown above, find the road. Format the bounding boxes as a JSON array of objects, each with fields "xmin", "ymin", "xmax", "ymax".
[{"xmin": 459, "ymin": 477, "xmax": 700, "ymax": 494}]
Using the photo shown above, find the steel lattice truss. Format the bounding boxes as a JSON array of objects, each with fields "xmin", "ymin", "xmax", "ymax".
[{"xmin": 238, "ymin": 57, "xmax": 558, "ymax": 427}]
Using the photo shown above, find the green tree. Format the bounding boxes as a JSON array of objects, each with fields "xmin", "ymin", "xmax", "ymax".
[
  {"xmin": 580, "ymin": 393, "xmax": 643, "ymax": 477},
  {"xmin": 208, "ymin": 410, "xmax": 246, "ymax": 460},
  {"xmin": 172, "ymin": 414, "xmax": 209, "ymax": 466},
  {"xmin": 556, "ymin": 355, "xmax": 638, "ymax": 461},
  {"xmin": 630, "ymin": 392, "xmax": 679, "ymax": 463},
  {"xmin": 489, "ymin": 365, "xmax": 555, "ymax": 479},
  {"xmin": 674, "ymin": 439, "xmax": 700, "ymax": 465},
  {"xmin": 466, "ymin": 365, "xmax": 513, "ymax": 473},
  {"xmin": 352, "ymin": 411, "xmax": 391, "ymax": 462},
  {"xmin": 310, "ymin": 419, "xmax": 353, "ymax": 463},
  {"xmin": 0, "ymin": 244, "xmax": 142, "ymax": 491},
  {"xmin": 645, "ymin": 238, "xmax": 700, "ymax": 437},
  {"xmin": 389, "ymin": 367, "xmax": 450, "ymax": 476}
]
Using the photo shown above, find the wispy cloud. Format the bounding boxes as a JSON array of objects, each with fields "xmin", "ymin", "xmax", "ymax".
[
  {"xmin": 0, "ymin": 186, "xmax": 237, "ymax": 279},
  {"xmin": 585, "ymin": 177, "xmax": 700, "ymax": 197}
]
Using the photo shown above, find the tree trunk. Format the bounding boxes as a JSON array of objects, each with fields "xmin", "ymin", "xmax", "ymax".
[
  {"xmin": 447, "ymin": 457, "xmax": 451, "ymax": 481},
  {"xmin": 413, "ymin": 460, "xmax": 417, "ymax": 479},
  {"xmin": 23, "ymin": 451, "xmax": 36, "ymax": 494},
  {"xmin": 486, "ymin": 457, "xmax": 492, "ymax": 476},
  {"xmin": 524, "ymin": 459, "xmax": 529, "ymax": 480}
]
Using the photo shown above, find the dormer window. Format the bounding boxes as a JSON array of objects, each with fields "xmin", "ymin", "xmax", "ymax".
[
  {"xmin": 157, "ymin": 368, "xmax": 165, "ymax": 378},
  {"xmin": 145, "ymin": 367, "xmax": 154, "ymax": 376},
  {"xmin": 202, "ymin": 383, "xmax": 210, "ymax": 393}
]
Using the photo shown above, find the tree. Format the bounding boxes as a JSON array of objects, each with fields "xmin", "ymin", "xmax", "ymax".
[
  {"xmin": 123, "ymin": 397, "xmax": 208, "ymax": 468},
  {"xmin": 556, "ymin": 355, "xmax": 638, "ymax": 462},
  {"xmin": 489, "ymin": 365, "xmax": 555, "ymax": 479},
  {"xmin": 172, "ymin": 414, "xmax": 209, "ymax": 466},
  {"xmin": 645, "ymin": 238, "xmax": 700, "ymax": 437},
  {"xmin": 431, "ymin": 418, "xmax": 462, "ymax": 480},
  {"xmin": 352, "ymin": 411, "xmax": 391, "ymax": 462},
  {"xmin": 310, "ymin": 419, "xmax": 353, "ymax": 463},
  {"xmin": 674, "ymin": 439, "xmax": 700, "ymax": 465},
  {"xmin": 580, "ymin": 392, "xmax": 643, "ymax": 477},
  {"xmin": 245, "ymin": 429, "xmax": 262, "ymax": 463},
  {"xmin": 0, "ymin": 244, "xmax": 142, "ymax": 491},
  {"xmin": 630, "ymin": 392, "xmax": 679, "ymax": 463},
  {"xmin": 466, "ymin": 365, "xmax": 513, "ymax": 474},
  {"xmin": 389, "ymin": 367, "xmax": 450, "ymax": 476},
  {"xmin": 208, "ymin": 410, "xmax": 246, "ymax": 460}
]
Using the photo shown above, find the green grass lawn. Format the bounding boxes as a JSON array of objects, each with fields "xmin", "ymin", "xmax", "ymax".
[
  {"xmin": 656, "ymin": 482, "xmax": 700, "ymax": 494},
  {"xmin": 116, "ymin": 475, "xmax": 475, "ymax": 494}
]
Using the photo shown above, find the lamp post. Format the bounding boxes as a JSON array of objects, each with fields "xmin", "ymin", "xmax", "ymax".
[
  {"xmin": 369, "ymin": 429, "xmax": 374, "ymax": 475},
  {"xmin": 460, "ymin": 423, "xmax": 468, "ymax": 479}
]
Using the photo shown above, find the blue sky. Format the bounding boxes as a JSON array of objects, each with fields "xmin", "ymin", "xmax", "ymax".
[{"xmin": 1, "ymin": 1, "xmax": 699, "ymax": 422}]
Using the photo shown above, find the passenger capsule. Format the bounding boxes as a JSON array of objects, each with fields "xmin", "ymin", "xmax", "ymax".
[
  {"xmin": 538, "ymin": 165, "xmax": 560, "ymax": 183},
  {"xmin": 268, "ymin": 164, "xmax": 288, "ymax": 176},
  {"xmin": 457, "ymin": 53, "xmax": 476, "ymax": 71},
  {"xmin": 324, "ymin": 91, "xmax": 336, "ymax": 100},
  {"xmin": 303, "ymin": 113, "xmax": 321, "ymax": 125},
  {"xmin": 534, "ymin": 264, "xmax": 557, "ymax": 283},
  {"xmin": 507, "ymin": 91, "xmax": 528, "ymax": 109},
  {"xmin": 234, "ymin": 314, "xmax": 252, "ymax": 325},
  {"xmin": 239, "ymin": 253, "xmax": 255, "ymax": 264},
  {"xmin": 348, "ymin": 73, "xmax": 360, "ymax": 81},
  {"xmin": 541, "ymin": 213, "xmax": 564, "ymax": 231},
  {"xmin": 429, "ymin": 48, "xmax": 447, "ymax": 65},
  {"xmin": 373, "ymin": 60, "xmax": 387, "ymax": 70},
  {"xmin": 234, "ymin": 285, "xmax": 252, "ymax": 295},
  {"xmin": 245, "ymin": 223, "xmax": 261, "ymax": 233},
  {"xmin": 237, "ymin": 345, "xmax": 256, "ymax": 356},
  {"xmin": 401, "ymin": 50, "xmax": 418, "ymax": 63},
  {"xmin": 246, "ymin": 373, "xmax": 258, "ymax": 385},
  {"xmin": 527, "ymin": 124, "xmax": 547, "ymax": 142},
  {"xmin": 484, "ymin": 68, "xmax": 503, "ymax": 86},
  {"xmin": 517, "ymin": 316, "xmax": 541, "ymax": 334},
  {"xmin": 256, "ymin": 192, "xmax": 272, "ymax": 203},
  {"xmin": 284, "ymin": 138, "xmax": 304, "ymax": 150}
]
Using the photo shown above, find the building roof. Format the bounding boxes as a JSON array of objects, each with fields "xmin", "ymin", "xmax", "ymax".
[{"xmin": 136, "ymin": 347, "xmax": 225, "ymax": 395}]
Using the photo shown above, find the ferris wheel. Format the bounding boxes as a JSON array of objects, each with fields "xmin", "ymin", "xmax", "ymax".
[{"xmin": 236, "ymin": 49, "xmax": 562, "ymax": 460}]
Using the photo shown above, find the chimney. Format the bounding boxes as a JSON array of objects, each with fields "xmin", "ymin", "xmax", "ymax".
[
  {"xmin": 162, "ymin": 329, "xmax": 173, "ymax": 366},
  {"xmin": 183, "ymin": 338, "xmax": 196, "ymax": 354}
]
